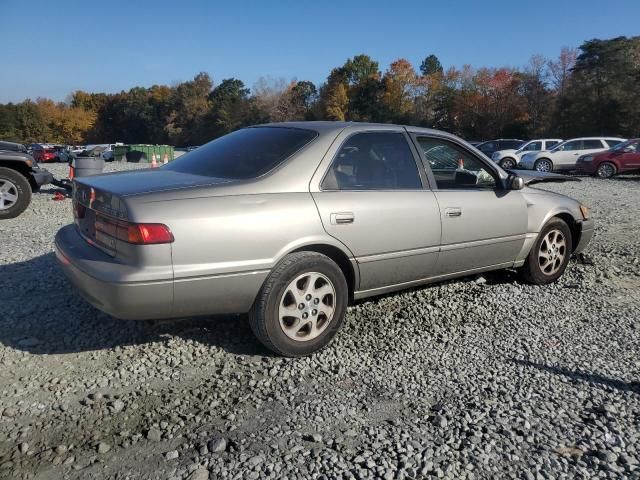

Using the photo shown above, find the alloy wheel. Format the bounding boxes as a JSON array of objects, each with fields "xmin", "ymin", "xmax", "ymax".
[
  {"xmin": 535, "ymin": 159, "xmax": 552, "ymax": 172},
  {"xmin": 501, "ymin": 158, "xmax": 516, "ymax": 169},
  {"xmin": 538, "ymin": 229, "xmax": 566, "ymax": 276},
  {"xmin": 0, "ymin": 179, "xmax": 18, "ymax": 210},
  {"xmin": 278, "ymin": 272, "xmax": 336, "ymax": 342},
  {"xmin": 597, "ymin": 163, "xmax": 615, "ymax": 178}
]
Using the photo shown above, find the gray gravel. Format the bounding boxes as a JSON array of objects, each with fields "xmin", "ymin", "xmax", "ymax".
[{"xmin": 1, "ymin": 163, "xmax": 639, "ymax": 479}]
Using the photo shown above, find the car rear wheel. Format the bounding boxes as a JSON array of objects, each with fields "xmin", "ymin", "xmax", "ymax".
[
  {"xmin": 500, "ymin": 158, "xmax": 516, "ymax": 169},
  {"xmin": 520, "ymin": 218, "xmax": 572, "ymax": 285},
  {"xmin": 534, "ymin": 158, "xmax": 553, "ymax": 172},
  {"xmin": 249, "ymin": 252, "xmax": 348, "ymax": 357},
  {"xmin": 596, "ymin": 162, "xmax": 616, "ymax": 178},
  {"xmin": 0, "ymin": 167, "xmax": 32, "ymax": 219}
]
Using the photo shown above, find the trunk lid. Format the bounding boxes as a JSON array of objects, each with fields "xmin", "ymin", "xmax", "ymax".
[
  {"xmin": 72, "ymin": 169, "xmax": 233, "ymax": 256},
  {"xmin": 75, "ymin": 168, "xmax": 233, "ymax": 197}
]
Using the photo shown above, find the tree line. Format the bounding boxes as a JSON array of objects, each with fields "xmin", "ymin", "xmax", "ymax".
[{"xmin": 0, "ymin": 36, "xmax": 638, "ymax": 146}]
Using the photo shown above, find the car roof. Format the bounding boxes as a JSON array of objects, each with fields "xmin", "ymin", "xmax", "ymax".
[{"xmin": 254, "ymin": 121, "xmax": 458, "ymax": 139}]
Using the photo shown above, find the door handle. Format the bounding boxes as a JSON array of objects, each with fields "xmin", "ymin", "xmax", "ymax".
[
  {"xmin": 330, "ymin": 212, "xmax": 354, "ymax": 224},
  {"xmin": 445, "ymin": 207, "xmax": 462, "ymax": 218}
]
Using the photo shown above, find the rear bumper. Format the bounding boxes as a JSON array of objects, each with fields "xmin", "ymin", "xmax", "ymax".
[
  {"xmin": 574, "ymin": 218, "xmax": 594, "ymax": 254},
  {"xmin": 31, "ymin": 167, "xmax": 53, "ymax": 187},
  {"xmin": 55, "ymin": 224, "xmax": 268, "ymax": 320},
  {"xmin": 55, "ymin": 224, "xmax": 174, "ymax": 320}
]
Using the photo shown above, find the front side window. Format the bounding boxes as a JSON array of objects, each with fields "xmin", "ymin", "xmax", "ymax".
[
  {"xmin": 164, "ymin": 127, "xmax": 317, "ymax": 179},
  {"xmin": 583, "ymin": 139, "xmax": 605, "ymax": 149},
  {"xmin": 322, "ymin": 132, "xmax": 422, "ymax": 190},
  {"xmin": 522, "ymin": 141, "xmax": 542, "ymax": 152},
  {"xmin": 418, "ymin": 137, "xmax": 497, "ymax": 190}
]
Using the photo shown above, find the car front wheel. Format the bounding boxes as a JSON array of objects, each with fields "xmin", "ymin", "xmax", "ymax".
[
  {"xmin": 500, "ymin": 158, "xmax": 516, "ymax": 169},
  {"xmin": 0, "ymin": 167, "xmax": 32, "ymax": 219},
  {"xmin": 596, "ymin": 162, "xmax": 616, "ymax": 178},
  {"xmin": 534, "ymin": 158, "xmax": 553, "ymax": 172},
  {"xmin": 249, "ymin": 252, "xmax": 348, "ymax": 357},
  {"xmin": 520, "ymin": 218, "xmax": 572, "ymax": 285}
]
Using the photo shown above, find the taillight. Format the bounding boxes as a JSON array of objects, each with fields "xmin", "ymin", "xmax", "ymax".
[{"xmin": 95, "ymin": 213, "xmax": 173, "ymax": 245}]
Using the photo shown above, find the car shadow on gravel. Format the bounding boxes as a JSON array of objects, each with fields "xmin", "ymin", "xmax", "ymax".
[
  {"xmin": 0, "ymin": 253, "xmax": 265, "ymax": 357},
  {"xmin": 512, "ymin": 359, "xmax": 640, "ymax": 395}
]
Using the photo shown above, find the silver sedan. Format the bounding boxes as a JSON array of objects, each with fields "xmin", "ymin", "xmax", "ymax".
[{"xmin": 55, "ymin": 122, "xmax": 594, "ymax": 356}]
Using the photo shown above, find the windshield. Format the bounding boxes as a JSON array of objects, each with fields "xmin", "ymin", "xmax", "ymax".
[
  {"xmin": 164, "ymin": 127, "xmax": 318, "ymax": 179},
  {"xmin": 550, "ymin": 140, "xmax": 568, "ymax": 152},
  {"xmin": 611, "ymin": 139, "xmax": 635, "ymax": 151}
]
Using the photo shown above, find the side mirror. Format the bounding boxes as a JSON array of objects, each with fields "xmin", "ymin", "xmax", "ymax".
[{"xmin": 508, "ymin": 175, "xmax": 525, "ymax": 190}]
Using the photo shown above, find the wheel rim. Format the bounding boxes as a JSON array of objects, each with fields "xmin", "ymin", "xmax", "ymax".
[
  {"xmin": 538, "ymin": 229, "xmax": 566, "ymax": 276},
  {"xmin": 598, "ymin": 163, "xmax": 614, "ymax": 178},
  {"xmin": 0, "ymin": 179, "xmax": 19, "ymax": 210},
  {"xmin": 536, "ymin": 160, "xmax": 551, "ymax": 172},
  {"xmin": 502, "ymin": 159, "xmax": 515, "ymax": 169},
  {"xmin": 278, "ymin": 272, "xmax": 336, "ymax": 342}
]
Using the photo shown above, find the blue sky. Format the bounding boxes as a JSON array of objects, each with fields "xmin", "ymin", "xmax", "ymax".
[{"xmin": 1, "ymin": 0, "xmax": 639, "ymax": 103}]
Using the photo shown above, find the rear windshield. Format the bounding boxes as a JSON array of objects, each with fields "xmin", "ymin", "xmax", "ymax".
[{"xmin": 164, "ymin": 127, "xmax": 318, "ymax": 179}]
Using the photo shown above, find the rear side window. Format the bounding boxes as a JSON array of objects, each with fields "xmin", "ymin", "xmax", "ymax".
[
  {"xmin": 583, "ymin": 139, "xmax": 604, "ymax": 149},
  {"xmin": 605, "ymin": 139, "xmax": 624, "ymax": 148},
  {"xmin": 546, "ymin": 140, "xmax": 561, "ymax": 149},
  {"xmin": 164, "ymin": 127, "xmax": 317, "ymax": 179},
  {"xmin": 322, "ymin": 132, "xmax": 422, "ymax": 190}
]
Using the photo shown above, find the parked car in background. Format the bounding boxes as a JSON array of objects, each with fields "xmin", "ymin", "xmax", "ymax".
[
  {"xmin": 0, "ymin": 147, "xmax": 53, "ymax": 219},
  {"xmin": 475, "ymin": 139, "xmax": 524, "ymax": 158},
  {"xmin": 31, "ymin": 145, "xmax": 58, "ymax": 163},
  {"xmin": 518, "ymin": 137, "xmax": 626, "ymax": 172},
  {"xmin": 56, "ymin": 122, "xmax": 593, "ymax": 357},
  {"xmin": 491, "ymin": 139, "xmax": 563, "ymax": 169},
  {"xmin": 577, "ymin": 138, "xmax": 640, "ymax": 178}
]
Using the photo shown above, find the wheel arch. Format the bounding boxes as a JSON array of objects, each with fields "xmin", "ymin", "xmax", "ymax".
[
  {"xmin": 534, "ymin": 157, "xmax": 553, "ymax": 171},
  {"xmin": 0, "ymin": 162, "xmax": 37, "ymax": 191},
  {"xmin": 289, "ymin": 243, "xmax": 358, "ymax": 302},
  {"xmin": 553, "ymin": 212, "xmax": 580, "ymax": 252}
]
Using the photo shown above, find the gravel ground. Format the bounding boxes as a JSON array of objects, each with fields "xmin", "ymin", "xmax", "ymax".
[{"xmin": 1, "ymin": 163, "xmax": 639, "ymax": 480}]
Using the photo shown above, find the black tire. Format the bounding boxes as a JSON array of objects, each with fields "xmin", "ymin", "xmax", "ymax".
[
  {"xmin": 520, "ymin": 218, "xmax": 572, "ymax": 285},
  {"xmin": 596, "ymin": 162, "xmax": 617, "ymax": 179},
  {"xmin": 500, "ymin": 157, "xmax": 516, "ymax": 169},
  {"xmin": 534, "ymin": 158, "xmax": 553, "ymax": 173},
  {"xmin": 0, "ymin": 167, "xmax": 32, "ymax": 220},
  {"xmin": 249, "ymin": 251, "xmax": 348, "ymax": 357}
]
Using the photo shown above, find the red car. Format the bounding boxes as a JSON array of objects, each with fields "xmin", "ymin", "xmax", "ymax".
[
  {"xmin": 577, "ymin": 138, "xmax": 640, "ymax": 178},
  {"xmin": 32, "ymin": 146, "xmax": 58, "ymax": 163}
]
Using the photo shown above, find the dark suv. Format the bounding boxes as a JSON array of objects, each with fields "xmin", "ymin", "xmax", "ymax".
[
  {"xmin": 475, "ymin": 139, "xmax": 524, "ymax": 158},
  {"xmin": 0, "ymin": 140, "xmax": 53, "ymax": 219}
]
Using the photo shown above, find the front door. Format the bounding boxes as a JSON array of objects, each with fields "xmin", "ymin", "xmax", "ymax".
[
  {"xmin": 412, "ymin": 135, "xmax": 527, "ymax": 275},
  {"xmin": 312, "ymin": 131, "xmax": 441, "ymax": 292}
]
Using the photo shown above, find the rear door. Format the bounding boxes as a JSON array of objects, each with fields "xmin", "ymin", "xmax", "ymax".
[
  {"xmin": 552, "ymin": 140, "xmax": 584, "ymax": 169},
  {"xmin": 311, "ymin": 129, "xmax": 441, "ymax": 292},
  {"xmin": 412, "ymin": 134, "xmax": 527, "ymax": 274}
]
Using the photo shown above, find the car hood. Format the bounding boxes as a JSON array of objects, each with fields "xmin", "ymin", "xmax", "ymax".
[
  {"xmin": 515, "ymin": 170, "xmax": 579, "ymax": 185},
  {"xmin": 74, "ymin": 168, "xmax": 236, "ymax": 197}
]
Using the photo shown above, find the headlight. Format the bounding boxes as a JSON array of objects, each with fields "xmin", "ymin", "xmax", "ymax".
[
  {"xmin": 581, "ymin": 155, "xmax": 593, "ymax": 162},
  {"xmin": 580, "ymin": 205, "xmax": 590, "ymax": 219}
]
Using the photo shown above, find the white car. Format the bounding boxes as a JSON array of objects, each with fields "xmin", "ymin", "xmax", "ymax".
[
  {"xmin": 519, "ymin": 137, "xmax": 626, "ymax": 172},
  {"xmin": 491, "ymin": 139, "xmax": 563, "ymax": 169}
]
